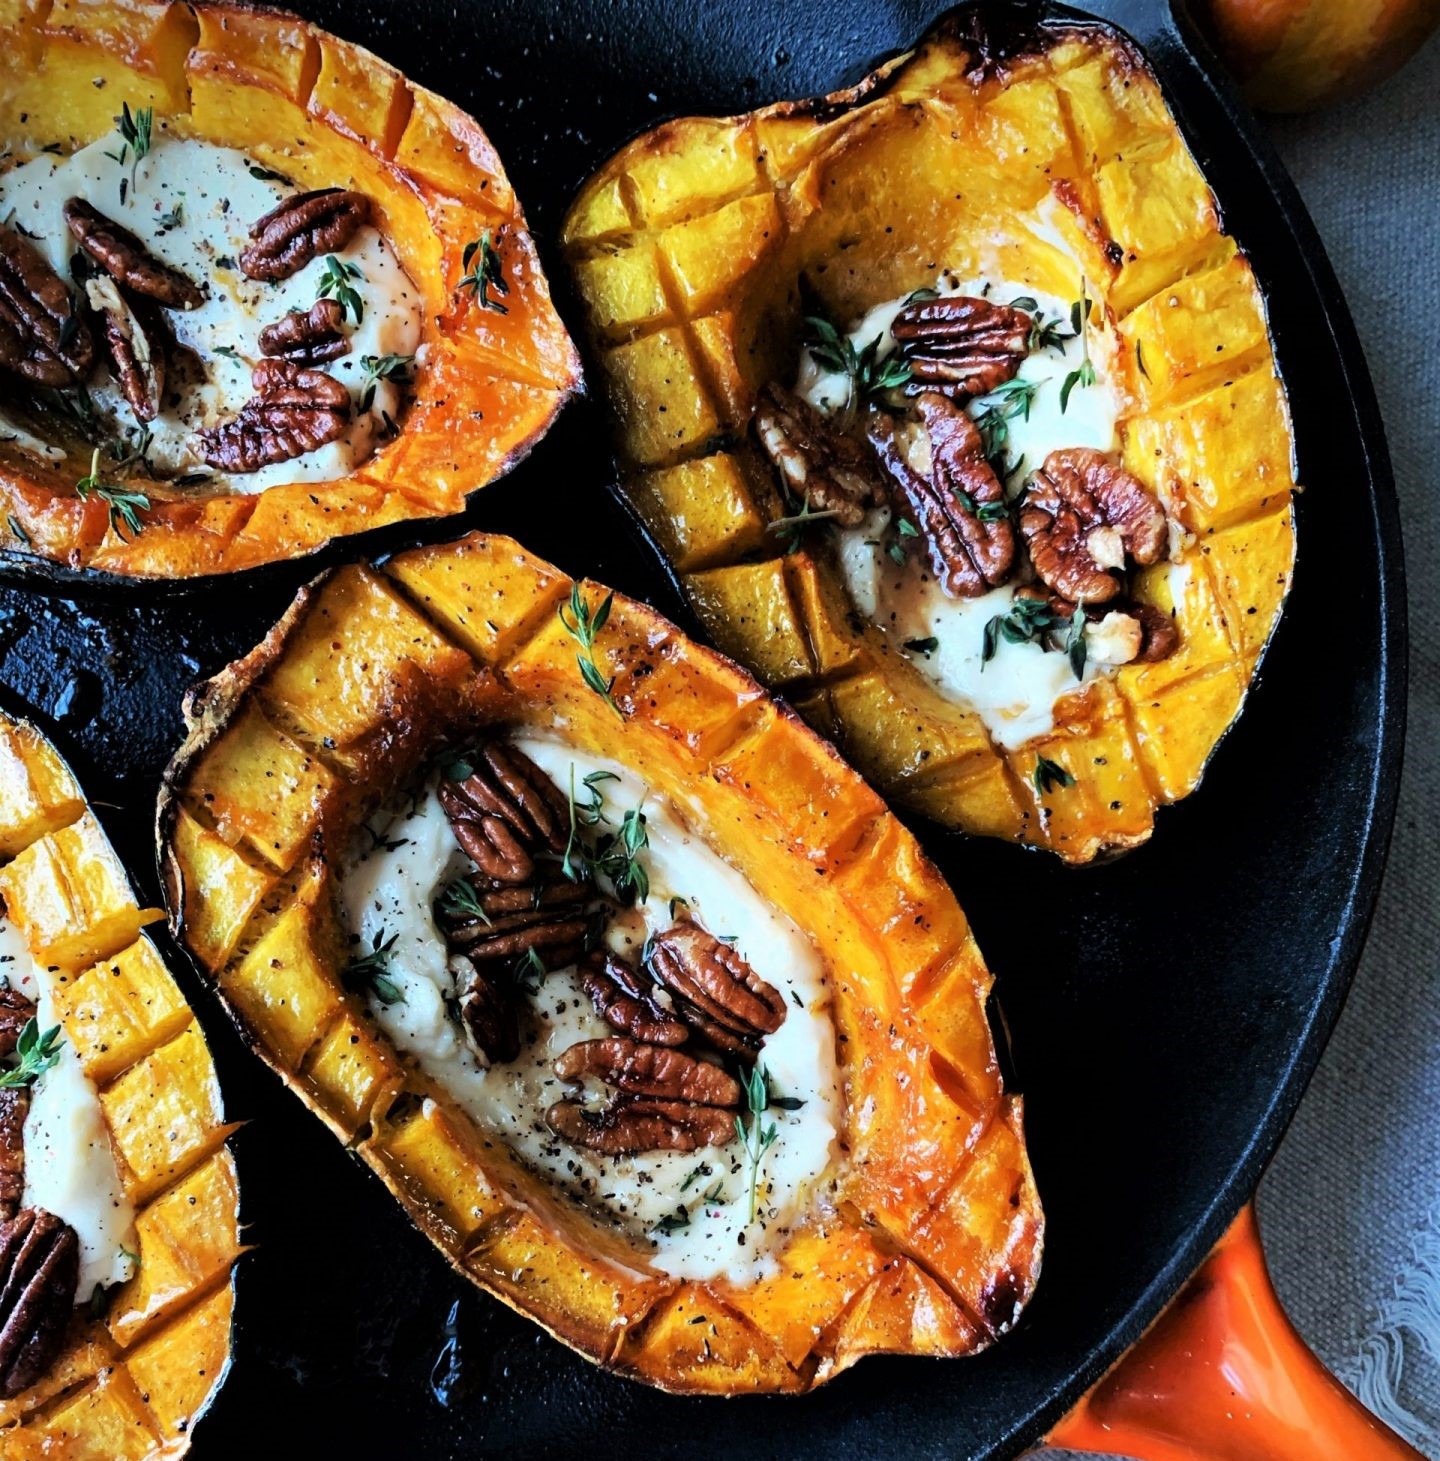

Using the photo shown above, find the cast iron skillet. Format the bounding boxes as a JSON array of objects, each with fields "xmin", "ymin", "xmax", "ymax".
[{"xmin": 0, "ymin": 1, "xmax": 1404, "ymax": 1457}]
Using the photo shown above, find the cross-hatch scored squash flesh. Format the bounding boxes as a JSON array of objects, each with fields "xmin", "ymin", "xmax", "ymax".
[
  {"xmin": 0, "ymin": 712, "xmax": 240, "ymax": 1456},
  {"xmin": 562, "ymin": 11, "xmax": 1298, "ymax": 863},
  {"xmin": 159, "ymin": 530, "xmax": 1042, "ymax": 1394},
  {"xmin": 0, "ymin": 0, "xmax": 579, "ymax": 577}
]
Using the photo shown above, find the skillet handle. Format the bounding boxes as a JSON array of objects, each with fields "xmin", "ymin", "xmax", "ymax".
[{"xmin": 1044, "ymin": 1202, "xmax": 1423, "ymax": 1461}]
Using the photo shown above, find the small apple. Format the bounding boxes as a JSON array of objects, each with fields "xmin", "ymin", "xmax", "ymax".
[{"xmin": 1195, "ymin": 0, "xmax": 1440, "ymax": 111}]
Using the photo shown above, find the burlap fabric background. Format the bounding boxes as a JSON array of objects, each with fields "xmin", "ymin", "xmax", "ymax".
[{"xmin": 1046, "ymin": 29, "xmax": 1440, "ymax": 1461}]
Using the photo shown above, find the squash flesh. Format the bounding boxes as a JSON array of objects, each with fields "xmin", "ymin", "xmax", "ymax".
[
  {"xmin": 563, "ymin": 15, "xmax": 1298, "ymax": 862},
  {"xmin": 0, "ymin": 1, "xmax": 579, "ymax": 577},
  {"xmin": 0, "ymin": 713, "xmax": 240, "ymax": 1457},
  {"xmin": 159, "ymin": 530, "xmax": 1043, "ymax": 1393}
]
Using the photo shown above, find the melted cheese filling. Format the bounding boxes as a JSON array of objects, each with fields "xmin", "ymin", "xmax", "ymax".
[
  {"xmin": 798, "ymin": 276, "xmax": 1127, "ymax": 751},
  {"xmin": 340, "ymin": 737, "xmax": 843, "ymax": 1284},
  {"xmin": 0, "ymin": 916, "xmax": 135, "ymax": 1302},
  {"xmin": 0, "ymin": 129, "xmax": 423, "ymax": 491}
]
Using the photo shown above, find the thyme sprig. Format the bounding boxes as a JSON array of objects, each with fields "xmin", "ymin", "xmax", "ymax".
[
  {"xmin": 317, "ymin": 255, "xmax": 365, "ymax": 325},
  {"xmin": 562, "ymin": 766, "xmax": 649, "ymax": 905},
  {"xmin": 358, "ymin": 353, "xmax": 414, "ymax": 412},
  {"xmin": 1033, "ymin": 755, "xmax": 1076, "ymax": 794},
  {"xmin": 438, "ymin": 877, "xmax": 489, "ymax": 924},
  {"xmin": 767, "ymin": 501, "xmax": 841, "ymax": 555},
  {"xmin": 459, "ymin": 231, "xmax": 508, "ymax": 313},
  {"xmin": 803, "ymin": 313, "xmax": 912, "ymax": 410},
  {"xmin": 0, "ymin": 1018, "xmax": 64, "ymax": 1089},
  {"xmin": 735, "ymin": 1065, "xmax": 780, "ymax": 1225},
  {"xmin": 343, "ymin": 929, "xmax": 404, "ymax": 1006},
  {"xmin": 981, "ymin": 597, "xmax": 1088, "ymax": 679},
  {"xmin": 971, "ymin": 377, "xmax": 1043, "ymax": 464},
  {"xmin": 76, "ymin": 448, "xmax": 149, "ymax": 540},
  {"xmin": 558, "ymin": 583, "xmax": 621, "ymax": 717},
  {"xmin": 105, "ymin": 102, "xmax": 152, "ymax": 197},
  {"xmin": 1060, "ymin": 288, "xmax": 1097, "ymax": 413}
]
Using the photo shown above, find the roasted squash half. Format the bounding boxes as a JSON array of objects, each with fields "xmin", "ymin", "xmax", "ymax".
[
  {"xmin": 0, "ymin": 710, "xmax": 240, "ymax": 1456},
  {"xmin": 562, "ymin": 7, "xmax": 1297, "ymax": 862},
  {"xmin": 158, "ymin": 531, "xmax": 1041, "ymax": 1394},
  {"xmin": 0, "ymin": 1, "xmax": 578, "ymax": 577}
]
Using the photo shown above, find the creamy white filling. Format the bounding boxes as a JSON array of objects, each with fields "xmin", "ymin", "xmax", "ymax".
[
  {"xmin": 798, "ymin": 276, "xmax": 1125, "ymax": 751},
  {"xmin": 340, "ymin": 738, "xmax": 842, "ymax": 1284},
  {"xmin": 0, "ymin": 129, "xmax": 423, "ymax": 492},
  {"xmin": 0, "ymin": 916, "xmax": 136, "ymax": 1302}
]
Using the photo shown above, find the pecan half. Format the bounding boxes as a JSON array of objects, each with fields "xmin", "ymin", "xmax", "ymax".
[
  {"xmin": 194, "ymin": 359, "xmax": 350, "ymax": 473},
  {"xmin": 63, "ymin": 198, "xmax": 203, "ymax": 310},
  {"xmin": 0, "ymin": 227, "xmax": 94, "ymax": 386},
  {"xmin": 240, "ymin": 189, "xmax": 372, "ymax": 282},
  {"xmin": 456, "ymin": 964, "xmax": 521, "ymax": 1067},
  {"xmin": 0, "ymin": 988, "xmax": 33, "ymax": 1061},
  {"xmin": 84, "ymin": 275, "xmax": 166, "ymax": 421},
  {"xmin": 444, "ymin": 886, "xmax": 591, "ymax": 971},
  {"xmin": 555, "ymin": 1038, "xmax": 741, "ymax": 1107},
  {"xmin": 1020, "ymin": 447, "xmax": 1167, "ymax": 605},
  {"xmin": 581, "ymin": 951, "xmax": 688, "ymax": 1047},
  {"xmin": 869, "ymin": 390, "xmax": 1015, "ymax": 597},
  {"xmin": 0, "ymin": 1209, "xmax": 78, "ymax": 1399},
  {"xmin": 890, "ymin": 294, "xmax": 1031, "ymax": 400},
  {"xmin": 647, "ymin": 923, "xmax": 786, "ymax": 1062},
  {"xmin": 753, "ymin": 380, "xmax": 884, "ymax": 527},
  {"xmin": 0, "ymin": 1090, "xmax": 28, "ymax": 1223},
  {"xmin": 1130, "ymin": 601, "xmax": 1180, "ymax": 663},
  {"xmin": 545, "ymin": 1097, "xmax": 736, "ymax": 1156},
  {"xmin": 258, "ymin": 298, "xmax": 349, "ymax": 365},
  {"xmin": 439, "ymin": 743, "xmax": 569, "ymax": 886}
]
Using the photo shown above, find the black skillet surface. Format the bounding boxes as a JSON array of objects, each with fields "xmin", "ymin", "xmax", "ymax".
[{"xmin": 0, "ymin": 1, "xmax": 1405, "ymax": 1457}]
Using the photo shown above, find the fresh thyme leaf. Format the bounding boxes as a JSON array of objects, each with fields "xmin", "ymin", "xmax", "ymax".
[
  {"xmin": 895, "ymin": 518, "xmax": 920, "ymax": 539},
  {"xmin": 316, "ymin": 254, "xmax": 365, "ymax": 325},
  {"xmin": 111, "ymin": 102, "xmax": 152, "ymax": 194},
  {"xmin": 157, "ymin": 202, "xmax": 183, "ymax": 230},
  {"xmin": 439, "ymin": 877, "xmax": 488, "ymax": 923},
  {"xmin": 358, "ymin": 352, "xmax": 414, "ymax": 412},
  {"xmin": 903, "ymin": 636, "xmax": 938, "ymax": 657},
  {"xmin": 977, "ymin": 499, "xmax": 1010, "ymax": 523},
  {"xmin": 1059, "ymin": 285, "xmax": 1095, "ymax": 414},
  {"xmin": 6, "ymin": 515, "xmax": 28, "ymax": 545},
  {"xmin": 668, "ymin": 895, "xmax": 690, "ymax": 921},
  {"xmin": 563, "ymin": 767, "xmax": 649, "ymax": 904},
  {"xmin": 767, "ymin": 501, "xmax": 841, "ymax": 555},
  {"xmin": 75, "ymin": 447, "xmax": 148, "ymax": 539},
  {"xmin": 515, "ymin": 946, "xmax": 546, "ymax": 993},
  {"xmin": 1065, "ymin": 608, "xmax": 1088, "ymax": 680},
  {"xmin": 344, "ymin": 928, "xmax": 404, "ymax": 1005},
  {"xmin": 886, "ymin": 539, "xmax": 907, "ymax": 566},
  {"xmin": 653, "ymin": 1207, "xmax": 691, "ymax": 1235},
  {"xmin": 971, "ymin": 377, "xmax": 1043, "ymax": 460},
  {"xmin": 558, "ymin": 584, "xmax": 622, "ymax": 716},
  {"xmin": 902, "ymin": 285, "xmax": 940, "ymax": 305},
  {"xmin": 769, "ymin": 1094, "xmax": 806, "ymax": 1112},
  {"xmin": 1033, "ymin": 755, "xmax": 1075, "ymax": 794},
  {"xmin": 1008, "ymin": 294, "xmax": 1039, "ymax": 312},
  {"xmin": 458, "ymin": 231, "xmax": 509, "ymax": 313},
  {"xmin": 213, "ymin": 344, "xmax": 243, "ymax": 362},
  {"xmin": 803, "ymin": 310, "xmax": 912, "ymax": 408},
  {"xmin": 1136, "ymin": 339, "xmax": 1149, "ymax": 379},
  {"xmin": 736, "ymin": 1065, "xmax": 782, "ymax": 1225},
  {"xmin": 981, "ymin": 595, "xmax": 1065, "ymax": 668},
  {"xmin": 0, "ymin": 1018, "xmax": 65, "ymax": 1089},
  {"xmin": 1027, "ymin": 311, "xmax": 1076, "ymax": 354},
  {"xmin": 246, "ymin": 161, "xmax": 293, "ymax": 184},
  {"xmin": 680, "ymin": 1162, "xmax": 712, "ymax": 1194}
]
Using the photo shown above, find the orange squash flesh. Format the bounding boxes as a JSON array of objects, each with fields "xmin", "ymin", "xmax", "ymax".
[
  {"xmin": 0, "ymin": 0, "xmax": 580, "ymax": 577},
  {"xmin": 158, "ymin": 530, "xmax": 1042, "ymax": 1394},
  {"xmin": 562, "ymin": 11, "xmax": 1298, "ymax": 863},
  {"xmin": 0, "ymin": 711, "xmax": 241, "ymax": 1458}
]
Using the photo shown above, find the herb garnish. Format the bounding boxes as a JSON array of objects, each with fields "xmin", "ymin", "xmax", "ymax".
[
  {"xmin": 558, "ymin": 583, "xmax": 621, "ymax": 716},
  {"xmin": 767, "ymin": 501, "xmax": 841, "ymax": 555},
  {"xmin": 105, "ymin": 102, "xmax": 152, "ymax": 196},
  {"xmin": 246, "ymin": 161, "xmax": 293, "ymax": 184},
  {"xmin": 439, "ymin": 877, "xmax": 489, "ymax": 923},
  {"xmin": 358, "ymin": 353, "xmax": 414, "ymax": 412},
  {"xmin": 458, "ymin": 231, "xmax": 508, "ymax": 313},
  {"xmin": 903, "ymin": 636, "xmax": 938, "ymax": 657},
  {"xmin": 803, "ymin": 312, "xmax": 912, "ymax": 411},
  {"xmin": 971, "ymin": 377, "xmax": 1043, "ymax": 464},
  {"xmin": 0, "ymin": 1018, "xmax": 64, "ymax": 1089},
  {"xmin": 735, "ymin": 1065, "xmax": 780, "ymax": 1225},
  {"xmin": 6, "ymin": 515, "xmax": 29, "ymax": 545},
  {"xmin": 76, "ymin": 448, "xmax": 149, "ymax": 540},
  {"xmin": 1059, "ymin": 288, "xmax": 1097, "ymax": 413},
  {"xmin": 317, "ymin": 254, "xmax": 365, "ymax": 325},
  {"xmin": 562, "ymin": 766, "xmax": 649, "ymax": 905},
  {"xmin": 1136, "ymin": 339, "xmax": 1149, "ymax": 380},
  {"xmin": 981, "ymin": 596, "xmax": 1088, "ymax": 679},
  {"xmin": 516, "ymin": 946, "xmax": 546, "ymax": 993},
  {"xmin": 1033, "ymin": 755, "xmax": 1076, "ymax": 794},
  {"xmin": 343, "ymin": 928, "xmax": 405, "ymax": 1005}
]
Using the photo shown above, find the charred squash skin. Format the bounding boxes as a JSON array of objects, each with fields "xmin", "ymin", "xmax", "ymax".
[
  {"xmin": 562, "ymin": 6, "xmax": 1298, "ymax": 863},
  {"xmin": 157, "ymin": 530, "xmax": 1042, "ymax": 1395},
  {"xmin": 0, "ymin": 712, "xmax": 240, "ymax": 1457},
  {"xmin": 0, "ymin": 1, "xmax": 580, "ymax": 578}
]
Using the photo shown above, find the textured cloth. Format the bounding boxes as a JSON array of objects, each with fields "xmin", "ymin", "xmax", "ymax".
[{"xmin": 1046, "ymin": 32, "xmax": 1440, "ymax": 1461}]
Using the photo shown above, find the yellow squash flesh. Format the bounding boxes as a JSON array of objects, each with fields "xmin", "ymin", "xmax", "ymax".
[
  {"xmin": 562, "ymin": 11, "xmax": 1298, "ymax": 862},
  {"xmin": 158, "ymin": 530, "xmax": 1042, "ymax": 1394},
  {"xmin": 0, "ymin": 0, "xmax": 579, "ymax": 577},
  {"xmin": 0, "ymin": 712, "xmax": 240, "ymax": 1458}
]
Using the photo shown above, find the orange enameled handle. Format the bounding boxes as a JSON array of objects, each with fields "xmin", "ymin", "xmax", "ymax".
[{"xmin": 1044, "ymin": 1202, "xmax": 1424, "ymax": 1461}]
